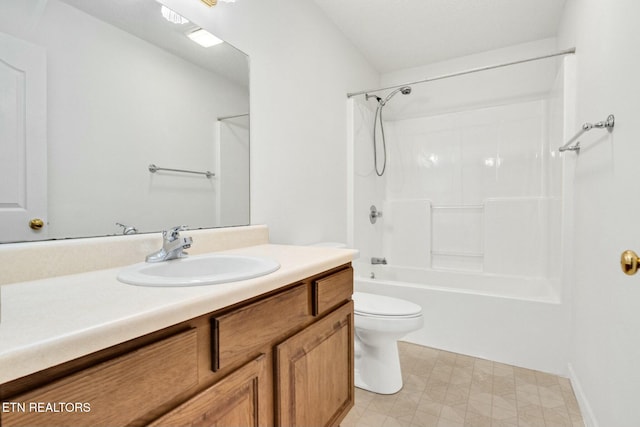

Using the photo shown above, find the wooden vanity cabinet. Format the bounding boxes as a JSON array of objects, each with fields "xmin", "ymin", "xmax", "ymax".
[
  {"xmin": 0, "ymin": 263, "xmax": 354, "ymax": 427},
  {"xmin": 276, "ymin": 301, "xmax": 354, "ymax": 427}
]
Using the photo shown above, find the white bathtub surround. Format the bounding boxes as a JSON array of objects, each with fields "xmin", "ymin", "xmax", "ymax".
[
  {"xmin": 354, "ymin": 266, "xmax": 569, "ymax": 376},
  {"xmin": 348, "ymin": 43, "xmax": 575, "ymax": 378}
]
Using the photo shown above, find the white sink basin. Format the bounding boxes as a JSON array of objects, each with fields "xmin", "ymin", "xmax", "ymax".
[{"xmin": 117, "ymin": 254, "xmax": 280, "ymax": 287}]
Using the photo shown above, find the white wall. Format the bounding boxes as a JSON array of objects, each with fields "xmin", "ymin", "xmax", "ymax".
[
  {"xmin": 557, "ymin": 1, "xmax": 640, "ymax": 426},
  {"xmin": 163, "ymin": 0, "xmax": 379, "ymax": 245}
]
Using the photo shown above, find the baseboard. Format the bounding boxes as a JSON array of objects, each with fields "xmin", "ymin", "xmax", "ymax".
[{"xmin": 568, "ymin": 363, "xmax": 598, "ymax": 427}]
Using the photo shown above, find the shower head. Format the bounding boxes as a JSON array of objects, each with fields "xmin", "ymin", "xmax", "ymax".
[{"xmin": 380, "ymin": 86, "xmax": 412, "ymax": 106}]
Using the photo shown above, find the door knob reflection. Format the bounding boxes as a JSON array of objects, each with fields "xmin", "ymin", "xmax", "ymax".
[{"xmin": 620, "ymin": 250, "xmax": 640, "ymax": 275}]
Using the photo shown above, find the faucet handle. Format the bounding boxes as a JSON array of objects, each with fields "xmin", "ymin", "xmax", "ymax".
[{"xmin": 164, "ymin": 225, "xmax": 189, "ymax": 240}]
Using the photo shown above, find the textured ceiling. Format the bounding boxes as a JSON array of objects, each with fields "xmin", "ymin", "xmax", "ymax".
[{"xmin": 312, "ymin": 0, "xmax": 567, "ymax": 73}]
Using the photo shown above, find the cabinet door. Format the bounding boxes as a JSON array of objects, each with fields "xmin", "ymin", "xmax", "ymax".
[
  {"xmin": 276, "ymin": 301, "xmax": 354, "ymax": 427},
  {"xmin": 149, "ymin": 354, "xmax": 268, "ymax": 427},
  {"xmin": 3, "ymin": 329, "xmax": 198, "ymax": 427}
]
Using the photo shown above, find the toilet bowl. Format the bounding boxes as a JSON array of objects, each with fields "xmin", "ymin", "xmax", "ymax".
[{"xmin": 353, "ymin": 291, "xmax": 423, "ymax": 394}]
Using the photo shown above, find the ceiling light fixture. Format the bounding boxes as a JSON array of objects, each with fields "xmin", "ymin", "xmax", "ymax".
[
  {"xmin": 161, "ymin": 5, "xmax": 189, "ymax": 24},
  {"xmin": 200, "ymin": 0, "xmax": 236, "ymax": 7},
  {"xmin": 187, "ymin": 28, "xmax": 224, "ymax": 47}
]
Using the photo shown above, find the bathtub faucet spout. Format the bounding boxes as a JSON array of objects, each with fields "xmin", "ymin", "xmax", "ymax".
[{"xmin": 371, "ymin": 257, "xmax": 387, "ymax": 265}]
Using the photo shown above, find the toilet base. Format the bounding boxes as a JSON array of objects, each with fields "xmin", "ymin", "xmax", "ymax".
[{"xmin": 354, "ymin": 337, "xmax": 403, "ymax": 394}]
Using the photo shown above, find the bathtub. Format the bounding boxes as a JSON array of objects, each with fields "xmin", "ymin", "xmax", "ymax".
[{"xmin": 354, "ymin": 262, "xmax": 570, "ymax": 375}]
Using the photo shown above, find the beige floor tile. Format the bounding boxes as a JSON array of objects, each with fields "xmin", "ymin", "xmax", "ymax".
[
  {"xmin": 346, "ymin": 403, "xmax": 369, "ymax": 419},
  {"xmin": 444, "ymin": 385, "xmax": 471, "ymax": 406},
  {"xmin": 440, "ymin": 403, "xmax": 467, "ymax": 423},
  {"xmin": 369, "ymin": 394, "xmax": 399, "ymax": 413},
  {"xmin": 388, "ymin": 395, "xmax": 419, "ymax": 419},
  {"xmin": 516, "ymin": 383, "xmax": 540, "ymax": 397},
  {"xmin": 423, "ymin": 385, "xmax": 449, "ymax": 403},
  {"xmin": 471, "ymin": 378, "xmax": 494, "ymax": 393},
  {"xmin": 355, "ymin": 387, "xmax": 377, "ymax": 406},
  {"xmin": 493, "ymin": 377, "xmax": 516, "ymax": 395},
  {"xmin": 345, "ymin": 343, "xmax": 585, "ymax": 427},
  {"xmin": 404, "ymin": 373, "xmax": 429, "ymax": 392},
  {"xmin": 464, "ymin": 412, "xmax": 493, "ymax": 427},
  {"xmin": 416, "ymin": 399, "xmax": 443, "ymax": 418},
  {"xmin": 516, "ymin": 413, "xmax": 546, "ymax": 427},
  {"xmin": 492, "ymin": 416, "xmax": 519, "ymax": 427},
  {"xmin": 467, "ymin": 398, "xmax": 493, "ymax": 418},
  {"xmin": 383, "ymin": 413, "xmax": 416, "ymax": 427},
  {"xmin": 535, "ymin": 371, "xmax": 560, "ymax": 387},
  {"xmin": 456, "ymin": 357, "xmax": 476, "ymax": 369},
  {"xmin": 355, "ymin": 409, "xmax": 388, "ymax": 427},
  {"xmin": 571, "ymin": 417, "xmax": 586, "ymax": 427},
  {"xmin": 437, "ymin": 418, "xmax": 465, "ymax": 427},
  {"xmin": 543, "ymin": 406, "xmax": 572, "ymax": 426},
  {"xmin": 492, "ymin": 403, "xmax": 518, "ymax": 420},
  {"xmin": 469, "ymin": 390, "xmax": 494, "ymax": 405},
  {"xmin": 450, "ymin": 370, "xmax": 473, "ymax": 386},
  {"xmin": 412, "ymin": 410, "xmax": 440, "ymax": 427},
  {"xmin": 340, "ymin": 406, "xmax": 360, "ymax": 427},
  {"xmin": 493, "ymin": 362, "xmax": 515, "ymax": 376},
  {"xmin": 518, "ymin": 404, "xmax": 544, "ymax": 419},
  {"xmin": 492, "ymin": 393, "xmax": 517, "ymax": 411},
  {"xmin": 396, "ymin": 388, "xmax": 423, "ymax": 405}
]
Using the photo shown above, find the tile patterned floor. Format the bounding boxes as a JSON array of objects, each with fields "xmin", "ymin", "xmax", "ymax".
[{"xmin": 342, "ymin": 342, "xmax": 584, "ymax": 427}]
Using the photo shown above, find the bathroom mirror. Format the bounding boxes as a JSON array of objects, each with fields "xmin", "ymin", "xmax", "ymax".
[{"xmin": 0, "ymin": 0, "xmax": 249, "ymax": 243}]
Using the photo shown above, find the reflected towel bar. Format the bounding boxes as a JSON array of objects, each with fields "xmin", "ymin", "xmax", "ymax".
[
  {"xmin": 148, "ymin": 164, "xmax": 215, "ymax": 178},
  {"xmin": 559, "ymin": 114, "xmax": 615, "ymax": 154}
]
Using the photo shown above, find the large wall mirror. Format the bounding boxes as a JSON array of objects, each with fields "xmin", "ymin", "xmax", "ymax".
[{"xmin": 0, "ymin": 0, "xmax": 249, "ymax": 243}]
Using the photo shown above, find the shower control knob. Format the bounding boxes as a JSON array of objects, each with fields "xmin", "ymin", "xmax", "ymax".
[
  {"xmin": 370, "ymin": 205, "xmax": 383, "ymax": 224},
  {"xmin": 620, "ymin": 250, "xmax": 640, "ymax": 275}
]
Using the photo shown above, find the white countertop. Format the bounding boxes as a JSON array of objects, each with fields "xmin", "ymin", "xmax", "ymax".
[{"xmin": 0, "ymin": 244, "xmax": 354, "ymax": 384}]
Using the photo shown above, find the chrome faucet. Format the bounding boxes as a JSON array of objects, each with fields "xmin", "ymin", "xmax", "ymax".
[
  {"xmin": 146, "ymin": 225, "xmax": 193, "ymax": 263},
  {"xmin": 116, "ymin": 222, "xmax": 138, "ymax": 235},
  {"xmin": 371, "ymin": 257, "xmax": 387, "ymax": 265}
]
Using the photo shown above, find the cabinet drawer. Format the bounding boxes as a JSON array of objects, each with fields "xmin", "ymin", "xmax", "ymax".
[
  {"xmin": 211, "ymin": 284, "xmax": 310, "ymax": 371},
  {"xmin": 311, "ymin": 266, "xmax": 353, "ymax": 316},
  {"xmin": 2, "ymin": 329, "xmax": 198, "ymax": 427}
]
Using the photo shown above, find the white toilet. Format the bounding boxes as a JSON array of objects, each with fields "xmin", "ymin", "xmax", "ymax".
[{"xmin": 353, "ymin": 291, "xmax": 423, "ymax": 394}]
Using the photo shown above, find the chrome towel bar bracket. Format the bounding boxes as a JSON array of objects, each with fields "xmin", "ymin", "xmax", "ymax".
[{"xmin": 559, "ymin": 114, "xmax": 615, "ymax": 154}]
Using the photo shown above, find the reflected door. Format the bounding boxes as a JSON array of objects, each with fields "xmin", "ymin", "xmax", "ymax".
[{"xmin": 0, "ymin": 32, "xmax": 47, "ymax": 242}]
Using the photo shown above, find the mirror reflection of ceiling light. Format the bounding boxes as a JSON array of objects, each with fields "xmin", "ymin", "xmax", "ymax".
[
  {"xmin": 200, "ymin": 0, "xmax": 236, "ymax": 7},
  {"xmin": 187, "ymin": 28, "xmax": 224, "ymax": 47},
  {"xmin": 161, "ymin": 5, "xmax": 189, "ymax": 24}
]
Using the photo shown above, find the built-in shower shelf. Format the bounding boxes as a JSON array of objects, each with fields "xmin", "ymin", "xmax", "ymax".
[
  {"xmin": 431, "ymin": 251, "xmax": 484, "ymax": 257},
  {"xmin": 431, "ymin": 205, "xmax": 484, "ymax": 210},
  {"xmin": 431, "ymin": 251, "xmax": 484, "ymax": 272}
]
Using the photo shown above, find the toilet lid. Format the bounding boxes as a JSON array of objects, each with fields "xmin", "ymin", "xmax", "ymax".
[{"xmin": 353, "ymin": 292, "xmax": 422, "ymax": 317}]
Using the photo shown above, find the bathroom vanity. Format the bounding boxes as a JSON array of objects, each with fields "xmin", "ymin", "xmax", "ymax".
[{"xmin": 0, "ymin": 229, "xmax": 355, "ymax": 427}]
